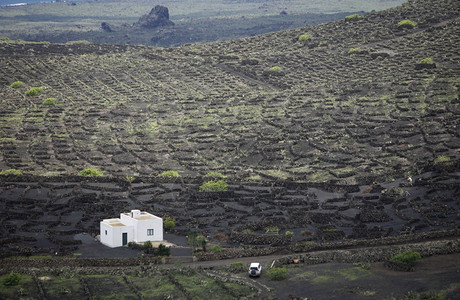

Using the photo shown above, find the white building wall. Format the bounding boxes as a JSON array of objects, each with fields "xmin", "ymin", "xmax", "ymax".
[
  {"xmin": 100, "ymin": 221, "xmax": 114, "ymax": 247},
  {"xmin": 100, "ymin": 210, "xmax": 163, "ymax": 247},
  {"xmin": 100, "ymin": 220, "xmax": 134, "ymax": 248},
  {"xmin": 136, "ymin": 216, "xmax": 163, "ymax": 242}
]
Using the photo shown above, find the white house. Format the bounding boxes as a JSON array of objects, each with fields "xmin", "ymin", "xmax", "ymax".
[{"xmin": 100, "ymin": 210, "xmax": 163, "ymax": 248}]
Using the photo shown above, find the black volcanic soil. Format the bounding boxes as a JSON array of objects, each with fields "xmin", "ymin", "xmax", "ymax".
[
  {"xmin": 267, "ymin": 253, "xmax": 460, "ymax": 299},
  {"xmin": 0, "ymin": 171, "xmax": 458, "ymax": 258},
  {"xmin": 0, "ymin": 0, "xmax": 459, "ymax": 185}
]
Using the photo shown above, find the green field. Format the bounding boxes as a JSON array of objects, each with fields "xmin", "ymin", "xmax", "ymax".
[{"xmin": 0, "ymin": 270, "xmax": 256, "ymax": 299}]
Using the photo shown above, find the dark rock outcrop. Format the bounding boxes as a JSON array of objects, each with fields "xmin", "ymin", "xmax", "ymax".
[
  {"xmin": 101, "ymin": 22, "xmax": 113, "ymax": 32},
  {"xmin": 136, "ymin": 5, "xmax": 174, "ymax": 29}
]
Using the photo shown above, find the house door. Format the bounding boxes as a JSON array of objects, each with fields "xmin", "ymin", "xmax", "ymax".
[{"xmin": 122, "ymin": 233, "xmax": 128, "ymax": 246}]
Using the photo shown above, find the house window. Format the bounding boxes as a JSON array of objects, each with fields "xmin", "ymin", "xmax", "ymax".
[
  {"xmin": 147, "ymin": 229, "xmax": 154, "ymax": 236},
  {"xmin": 105, "ymin": 230, "xmax": 107, "ymax": 235}
]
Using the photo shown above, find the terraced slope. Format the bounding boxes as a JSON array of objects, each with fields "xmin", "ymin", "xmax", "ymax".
[{"xmin": 0, "ymin": 0, "xmax": 459, "ymax": 184}]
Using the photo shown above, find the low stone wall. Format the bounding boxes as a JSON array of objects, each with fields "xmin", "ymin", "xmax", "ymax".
[
  {"xmin": 277, "ymin": 239, "xmax": 459, "ymax": 266},
  {"xmin": 197, "ymin": 229, "xmax": 460, "ymax": 262},
  {"xmin": 0, "ymin": 256, "xmax": 166, "ymax": 273},
  {"xmin": 230, "ymin": 231, "xmax": 291, "ymax": 246}
]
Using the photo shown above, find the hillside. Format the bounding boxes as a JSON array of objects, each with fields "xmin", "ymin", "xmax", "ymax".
[
  {"xmin": 0, "ymin": 0, "xmax": 405, "ymax": 47},
  {"xmin": 0, "ymin": 0, "xmax": 459, "ymax": 184}
]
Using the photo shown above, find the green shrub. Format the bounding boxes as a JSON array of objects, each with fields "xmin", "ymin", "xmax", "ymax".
[
  {"xmin": 268, "ymin": 66, "xmax": 281, "ymax": 72},
  {"xmin": 419, "ymin": 57, "xmax": 434, "ymax": 64},
  {"xmin": 348, "ymin": 47, "xmax": 361, "ymax": 54},
  {"xmin": 354, "ymin": 262, "xmax": 371, "ymax": 270},
  {"xmin": 144, "ymin": 241, "xmax": 153, "ymax": 249},
  {"xmin": 25, "ymin": 87, "xmax": 43, "ymax": 96},
  {"xmin": 204, "ymin": 171, "xmax": 226, "ymax": 178},
  {"xmin": 265, "ymin": 226, "xmax": 279, "ymax": 234},
  {"xmin": 196, "ymin": 235, "xmax": 208, "ymax": 251},
  {"xmin": 209, "ymin": 244, "xmax": 222, "ymax": 253},
  {"xmin": 434, "ymin": 155, "xmax": 451, "ymax": 164},
  {"xmin": 0, "ymin": 37, "xmax": 11, "ymax": 41},
  {"xmin": 158, "ymin": 170, "xmax": 180, "ymax": 177},
  {"xmin": 381, "ymin": 187, "xmax": 404, "ymax": 197},
  {"xmin": 2, "ymin": 273, "xmax": 21, "ymax": 286},
  {"xmin": 345, "ymin": 14, "xmax": 362, "ymax": 20},
  {"xmin": 395, "ymin": 290, "xmax": 447, "ymax": 300},
  {"xmin": 391, "ymin": 250, "xmax": 421, "ymax": 266},
  {"xmin": 397, "ymin": 19, "xmax": 417, "ymax": 29},
  {"xmin": 0, "ymin": 169, "xmax": 22, "ymax": 176},
  {"xmin": 298, "ymin": 34, "xmax": 310, "ymax": 41},
  {"xmin": 43, "ymin": 97, "xmax": 56, "ymax": 106},
  {"xmin": 230, "ymin": 262, "xmax": 246, "ymax": 272},
  {"xmin": 187, "ymin": 230, "xmax": 199, "ymax": 248},
  {"xmin": 163, "ymin": 216, "xmax": 176, "ymax": 230},
  {"xmin": 10, "ymin": 81, "xmax": 24, "ymax": 88},
  {"xmin": 156, "ymin": 243, "xmax": 170, "ymax": 256},
  {"xmin": 433, "ymin": 155, "xmax": 454, "ymax": 172},
  {"xmin": 242, "ymin": 228, "xmax": 254, "ymax": 234},
  {"xmin": 285, "ymin": 231, "xmax": 294, "ymax": 237},
  {"xmin": 199, "ymin": 180, "xmax": 228, "ymax": 192},
  {"xmin": 78, "ymin": 168, "xmax": 103, "ymax": 177},
  {"xmin": 267, "ymin": 267, "xmax": 287, "ymax": 281}
]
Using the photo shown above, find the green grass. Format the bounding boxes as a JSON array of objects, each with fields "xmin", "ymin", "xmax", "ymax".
[
  {"xmin": 312, "ymin": 275, "xmax": 334, "ymax": 283},
  {"xmin": 225, "ymin": 281, "xmax": 256, "ymax": 298},
  {"xmin": 130, "ymin": 274, "xmax": 185, "ymax": 299},
  {"xmin": 230, "ymin": 262, "xmax": 246, "ymax": 272},
  {"xmin": 0, "ymin": 273, "xmax": 38, "ymax": 300},
  {"xmin": 84, "ymin": 275, "xmax": 136, "ymax": 300},
  {"xmin": 174, "ymin": 273, "xmax": 233, "ymax": 300},
  {"xmin": 337, "ymin": 267, "xmax": 370, "ymax": 281},
  {"xmin": 40, "ymin": 276, "xmax": 87, "ymax": 299}
]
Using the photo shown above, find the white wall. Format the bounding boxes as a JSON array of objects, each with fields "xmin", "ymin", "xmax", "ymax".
[
  {"xmin": 101, "ymin": 211, "xmax": 163, "ymax": 248},
  {"xmin": 100, "ymin": 221, "xmax": 133, "ymax": 248},
  {"xmin": 135, "ymin": 216, "xmax": 163, "ymax": 242}
]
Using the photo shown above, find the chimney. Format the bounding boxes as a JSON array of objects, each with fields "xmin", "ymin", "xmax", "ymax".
[{"xmin": 131, "ymin": 209, "xmax": 141, "ymax": 218}]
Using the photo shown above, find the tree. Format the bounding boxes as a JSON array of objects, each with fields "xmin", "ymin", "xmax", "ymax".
[
  {"xmin": 196, "ymin": 235, "xmax": 208, "ymax": 252},
  {"xmin": 163, "ymin": 216, "xmax": 176, "ymax": 230},
  {"xmin": 187, "ymin": 230, "xmax": 198, "ymax": 249},
  {"xmin": 2, "ymin": 273, "xmax": 21, "ymax": 286}
]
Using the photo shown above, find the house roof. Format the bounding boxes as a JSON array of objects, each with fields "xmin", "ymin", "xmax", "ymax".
[
  {"xmin": 102, "ymin": 210, "xmax": 162, "ymax": 227},
  {"xmin": 136, "ymin": 215, "xmax": 155, "ymax": 220},
  {"xmin": 102, "ymin": 218, "xmax": 127, "ymax": 227}
]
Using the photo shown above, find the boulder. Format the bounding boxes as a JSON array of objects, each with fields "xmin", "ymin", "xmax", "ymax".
[
  {"xmin": 136, "ymin": 5, "xmax": 174, "ymax": 29},
  {"xmin": 101, "ymin": 22, "xmax": 113, "ymax": 32}
]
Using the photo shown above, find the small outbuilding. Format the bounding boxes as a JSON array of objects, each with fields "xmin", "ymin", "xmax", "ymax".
[{"xmin": 100, "ymin": 210, "xmax": 163, "ymax": 248}]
